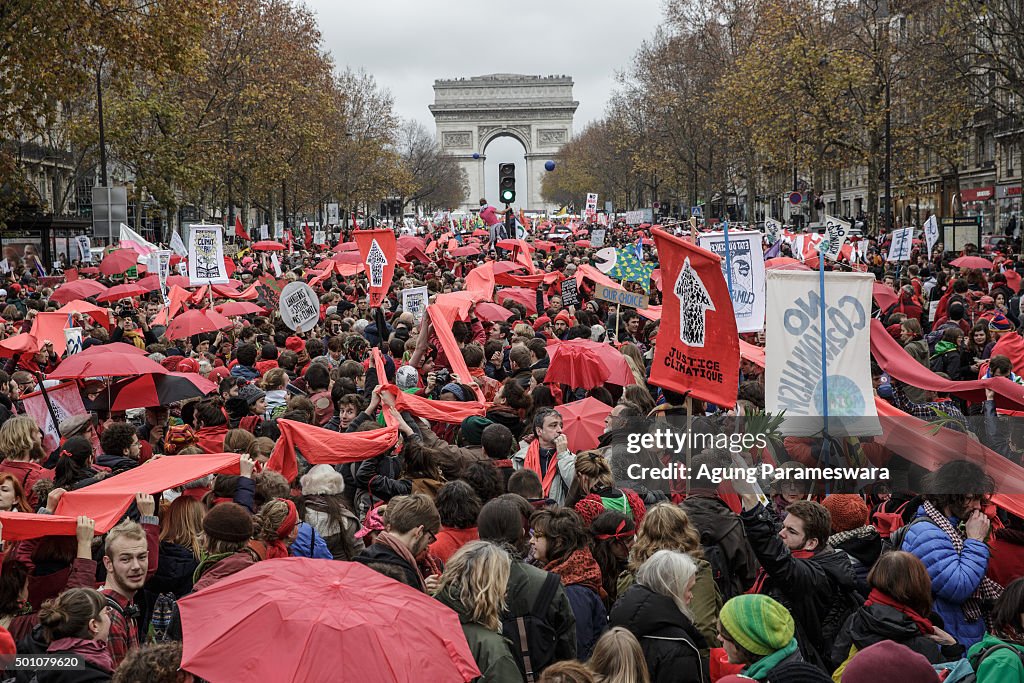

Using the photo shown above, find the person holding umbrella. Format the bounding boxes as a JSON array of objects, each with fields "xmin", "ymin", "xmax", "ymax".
[{"xmin": 434, "ymin": 541, "xmax": 522, "ymax": 682}]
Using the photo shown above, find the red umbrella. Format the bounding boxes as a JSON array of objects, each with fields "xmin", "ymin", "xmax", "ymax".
[
  {"xmin": 471, "ymin": 228, "xmax": 488, "ymax": 237},
  {"xmin": 47, "ymin": 345, "xmax": 167, "ymax": 379},
  {"xmin": 179, "ymin": 558, "xmax": 480, "ymax": 683},
  {"xmin": 95, "ymin": 283, "xmax": 148, "ymax": 302},
  {"xmin": 495, "ymin": 287, "xmax": 542, "ymax": 315},
  {"xmin": 90, "ymin": 372, "xmax": 217, "ymax": 410},
  {"xmin": 332, "ymin": 251, "xmax": 362, "ymax": 264},
  {"xmin": 215, "ymin": 301, "xmax": 266, "ymax": 317},
  {"xmin": 450, "ymin": 245, "xmax": 481, "ymax": 257},
  {"xmin": 251, "ymin": 240, "xmax": 285, "ymax": 251},
  {"xmin": 574, "ymin": 240, "xmax": 591, "ymax": 248},
  {"xmin": 474, "ymin": 301, "xmax": 514, "ymax": 322},
  {"xmin": 873, "ymin": 282, "xmax": 898, "ymax": 311},
  {"xmin": 0, "ymin": 333, "xmax": 40, "ymax": 359},
  {"xmin": 534, "ymin": 240, "xmax": 557, "ymax": 252},
  {"xmin": 950, "ymin": 255, "xmax": 993, "ymax": 270},
  {"xmin": 56, "ymin": 301, "xmax": 112, "ymax": 330},
  {"xmin": 555, "ymin": 397, "xmax": 614, "ymax": 453},
  {"xmin": 492, "ymin": 261, "xmax": 526, "ymax": 275},
  {"xmin": 765, "ymin": 257, "xmax": 811, "ymax": 271},
  {"xmin": 135, "ymin": 273, "xmax": 193, "ymax": 292},
  {"xmin": 165, "ymin": 309, "xmax": 232, "ymax": 340},
  {"xmin": 99, "ymin": 249, "xmax": 139, "ymax": 276},
  {"xmin": 333, "ymin": 241, "xmax": 359, "ymax": 252},
  {"xmin": 50, "ymin": 279, "xmax": 109, "ymax": 305},
  {"xmin": 546, "ymin": 339, "xmax": 636, "ymax": 389}
]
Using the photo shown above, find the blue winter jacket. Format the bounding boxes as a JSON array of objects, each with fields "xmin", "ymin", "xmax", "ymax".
[
  {"xmin": 564, "ymin": 584, "xmax": 607, "ymax": 660},
  {"xmin": 289, "ymin": 522, "xmax": 333, "ymax": 559},
  {"xmin": 901, "ymin": 506, "xmax": 990, "ymax": 648}
]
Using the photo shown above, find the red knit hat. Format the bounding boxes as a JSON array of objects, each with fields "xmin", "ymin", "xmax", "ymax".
[
  {"xmin": 533, "ymin": 316, "xmax": 551, "ymax": 332},
  {"xmin": 177, "ymin": 357, "xmax": 200, "ymax": 374},
  {"xmin": 208, "ymin": 366, "xmax": 231, "ymax": 383},
  {"xmin": 822, "ymin": 494, "xmax": 870, "ymax": 533},
  {"xmin": 554, "ymin": 310, "xmax": 575, "ymax": 327}
]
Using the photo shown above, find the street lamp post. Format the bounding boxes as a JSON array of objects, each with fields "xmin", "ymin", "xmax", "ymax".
[
  {"xmin": 96, "ymin": 60, "xmax": 107, "ymax": 187},
  {"xmin": 885, "ymin": 77, "xmax": 892, "ymax": 233}
]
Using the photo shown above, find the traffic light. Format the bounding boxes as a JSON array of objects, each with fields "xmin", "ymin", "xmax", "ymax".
[{"xmin": 498, "ymin": 163, "xmax": 516, "ymax": 204}]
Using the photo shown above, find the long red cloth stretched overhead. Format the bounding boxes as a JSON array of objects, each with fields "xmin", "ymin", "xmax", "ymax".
[
  {"xmin": 869, "ymin": 319, "xmax": 1024, "ymax": 409},
  {"xmin": 874, "ymin": 397, "xmax": 1024, "ymax": 518},
  {"xmin": 739, "ymin": 340, "xmax": 1024, "ymax": 517},
  {"xmin": 55, "ymin": 453, "xmax": 240, "ymax": 533},
  {"xmin": 266, "ymin": 419, "xmax": 398, "ymax": 483}
]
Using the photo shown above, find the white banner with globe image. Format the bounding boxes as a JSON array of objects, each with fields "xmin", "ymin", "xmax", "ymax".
[{"xmin": 765, "ymin": 270, "xmax": 879, "ymax": 437}]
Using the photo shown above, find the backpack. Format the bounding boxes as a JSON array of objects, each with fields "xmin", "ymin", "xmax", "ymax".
[
  {"xmin": 502, "ymin": 571, "xmax": 561, "ymax": 682},
  {"xmin": 820, "ymin": 551, "xmax": 866, "ymax": 649},
  {"xmin": 702, "ymin": 543, "xmax": 737, "ymax": 601},
  {"xmin": 881, "ymin": 516, "xmax": 934, "ymax": 555},
  {"xmin": 944, "ymin": 642, "xmax": 1024, "ymax": 683},
  {"xmin": 148, "ymin": 592, "xmax": 178, "ymax": 642}
]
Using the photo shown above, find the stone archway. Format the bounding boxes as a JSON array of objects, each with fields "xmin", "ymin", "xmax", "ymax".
[{"xmin": 430, "ymin": 74, "xmax": 578, "ymax": 211}]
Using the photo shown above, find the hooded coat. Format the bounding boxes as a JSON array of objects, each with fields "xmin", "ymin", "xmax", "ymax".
[
  {"xmin": 609, "ymin": 583, "xmax": 708, "ymax": 683},
  {"xmin": 830, "ymin": 603, "xmax": 956, "ymax": 677}
]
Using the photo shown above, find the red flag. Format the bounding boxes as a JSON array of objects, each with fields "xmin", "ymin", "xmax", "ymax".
[
  {"xmin": 267, "ymin": 419, "xmax": 398, "ymax": 483},
  {"xmin": 354, "ymin": 229, "xmax": 397, "ymax": 308},
  {"xmin": 650, "ymin": 227, "xmax": 739, "ymax": 408},
  {"xmin": 234, "ymin": 216, "xmax": 250, "ymax": 241},
  {"xmin": 283, "ymin": 229, "xmax": 293, "ymax": 254},
  {"xmin": 303, "ymin": 221, "xmax": 313, "ymax": 250}
]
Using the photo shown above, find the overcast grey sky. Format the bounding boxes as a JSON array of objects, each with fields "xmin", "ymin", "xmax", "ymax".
[{"xmin": 308, "ymin": 0, "xmax": 664, "ymax": 130}]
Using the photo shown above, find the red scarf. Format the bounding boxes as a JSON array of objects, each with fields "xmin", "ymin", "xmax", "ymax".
[
  {"xmin": 524, "ymin": 439, "xmax": 558, "ymax": 497},
  {"xmin": 864, "ymin": 588, "xmax": 934, "ymax": 636},
  {"xmin": 749, "ymin": 548, "xmax": 815, "ymax": 595},
  {"xmin": 265, "ymin": 499, "xmax": 298, "ymax": 559},
  {"xmin": 545, "ymin": 548, "xmax": 607, "ymax": 600}
]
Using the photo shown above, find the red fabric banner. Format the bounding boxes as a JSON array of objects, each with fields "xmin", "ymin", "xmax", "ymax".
[
  {"xmin": 55, "ymin": 453, "xmax": 240, "ymax": 533},
  {"xmin": 869, "ymin": 319, "xmax": 1024, "ymax": 409},
  {"xmin": 0, "ymin": 511, "xmax": 79, "ymax": 541},
  {"xmin": 427, "ymin": 303, "xmax": 485, "ymax": 402},
  {"xmin": 266, "ymin": 419, "xmax": 398, "ymax": 483},
  {"xmin": 650, "ymin": 227, "xmax": 739, "ymax": 408},
  {"xmin": 736, "ymin": 337, "xmax": 1024, "ymax": 518},
  {"xmin": 874, "ymin": 398, "xmax": 1024, "ymax": 519}
]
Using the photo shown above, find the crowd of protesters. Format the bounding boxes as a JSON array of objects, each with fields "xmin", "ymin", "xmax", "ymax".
[{"xmin": 0, "ymin": 216, "xmax": 1020, "ymax": 683}]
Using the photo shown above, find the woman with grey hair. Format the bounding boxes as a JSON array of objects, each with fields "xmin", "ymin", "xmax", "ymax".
[
  {"xmin": 609, "ymin": 550, "xmax": 706, "ymax": 683},
  {"xmin": 296, "ymin": 464, "xmax": 363, "ymax": 560}
]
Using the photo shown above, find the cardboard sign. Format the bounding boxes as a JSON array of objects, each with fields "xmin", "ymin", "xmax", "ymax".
[
  {"xmin": 560, "ymin": 278, "xmax": 580, "ymax": 308},
  {"xmin": 279, "ymin": 281, "xmax": 320, "ymax": 332},
  {"xmin": 156, "ymin": 250, "xmax": 172, "ymax": 306},
  {"xmin": 76, "ymin": 236, "xmax": 92, "ymax": 263},
  {"xmin": 764, "ymin": 218, "xmax": 783, "ymax": 244},
  {"xmin": 591, "ymin": 229, "xmax": 606, "ymax": 248},
  {"xmin": 401, "ymin": 286, "xmax": 429, "ymax": 323},
  {"xmin": 594, "ymin": 283, "xmax": 649, "ymax": 309},
  {"xmin": 924, "ymin": 215, "xmax": 940, "ymax": 254},
  {"xmin": 187, "ymin": 224, "xmax": 229, "ymax": 285},
  {"xmin": 886, "ymin": 227, "xmax": 914, "ymax": 262},
  {"xmin": 820, "ymin": 215, "xmax": 851, "ymax": 262},
  {"xmin": 270, "ymin": 253, "xmax": 282, "ymax": 277},
  {"xmin": 63, "ymin": 327, "xmax": 83, "ymax": 356},
  {"xmin": 697, "ymin": 230, "xmax": 766, "ymax": 333}
]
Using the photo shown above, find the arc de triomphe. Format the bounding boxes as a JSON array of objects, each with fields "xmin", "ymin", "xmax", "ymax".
[{"xmin": 429, "ymin": 74, "xmax": 578, "ymax": 211}]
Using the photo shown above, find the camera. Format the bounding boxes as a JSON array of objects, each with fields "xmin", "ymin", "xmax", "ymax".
[{"xmin": 435, "ymin": 368, "xmax": 450, "ymax": 385}]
